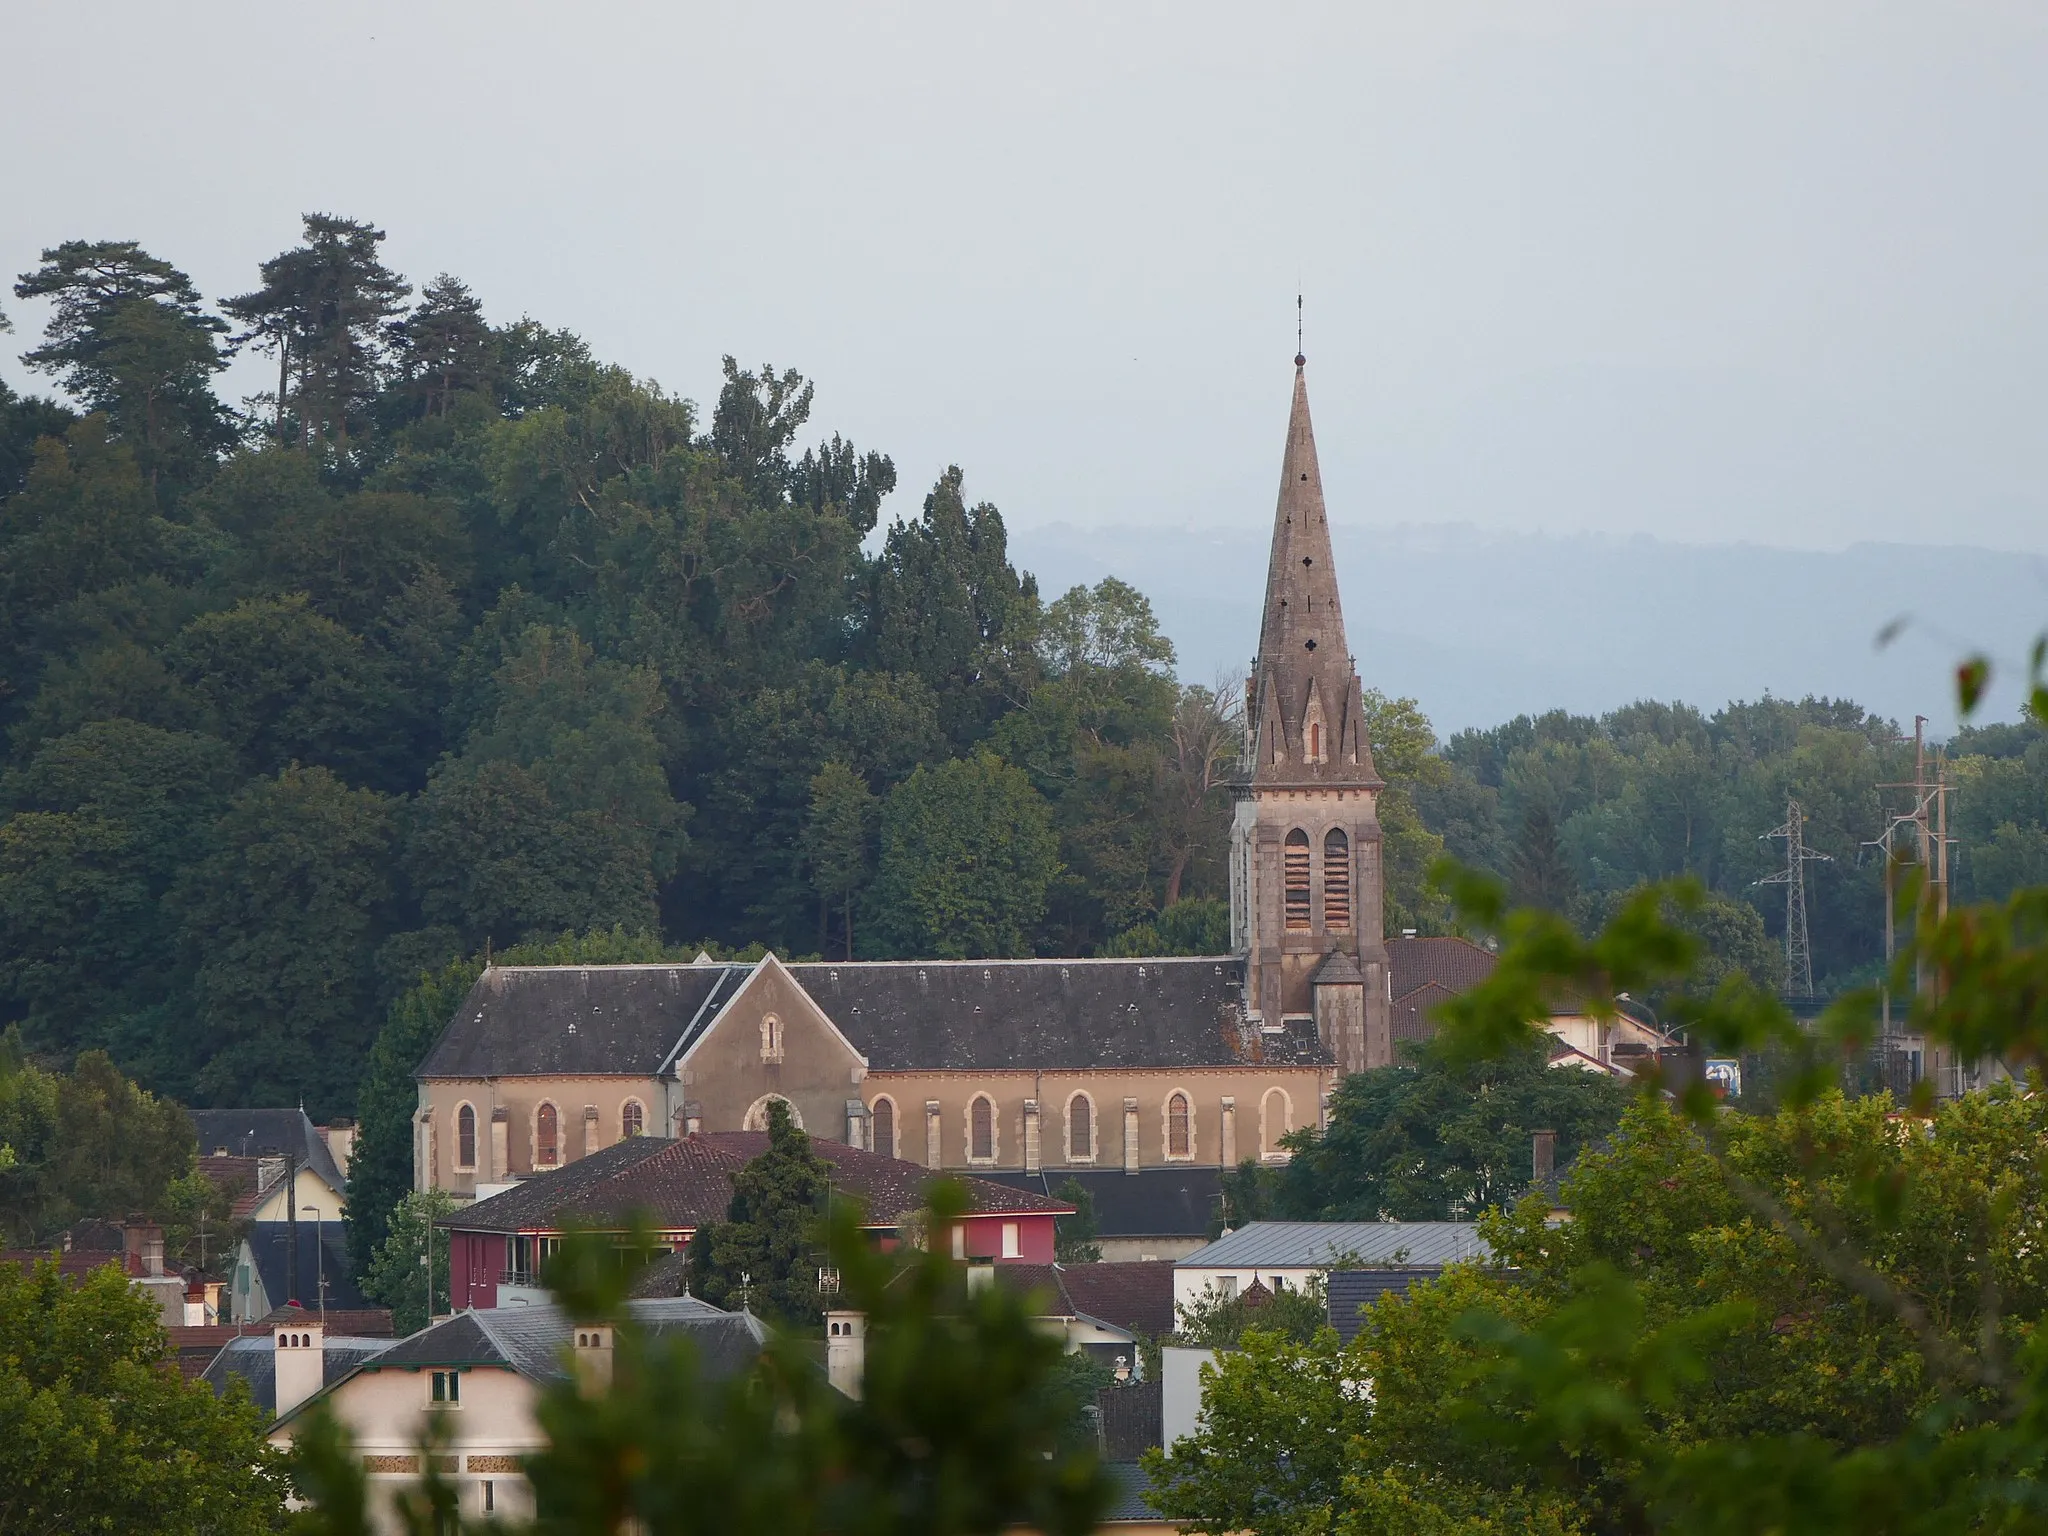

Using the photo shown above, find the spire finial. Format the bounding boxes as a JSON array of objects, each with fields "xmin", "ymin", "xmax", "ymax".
[{"xmin": 1295, "ymin": 294, "xmax": 1305, "ymax": 368}]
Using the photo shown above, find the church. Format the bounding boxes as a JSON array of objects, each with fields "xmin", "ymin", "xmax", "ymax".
[{"xmin": 410, "ymin": 355, "xmax": 1575, "ymax": 1253}]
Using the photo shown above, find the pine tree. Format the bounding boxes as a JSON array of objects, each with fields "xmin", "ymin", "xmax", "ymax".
[
  {"xmin": 1509, "ymin": 800, "xmax": 1578, "ymax": 914},
  {"xmin": 386, "ymin": 273, "xmax": 494, "ymax": 419},
  {"xmin": 686, "ymin": 1099, "xmax": 830, "ymax": 1326},
  {"xmin": 223, "ymin": 214, "xmax": 410, "ymax": 455},
  {"xmin": 13, "ymin": 241, "xmax": 232, "ymax": 498}
]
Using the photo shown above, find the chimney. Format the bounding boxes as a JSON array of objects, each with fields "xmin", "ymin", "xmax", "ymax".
[
  {"xmin": 571, "ymin": 1323, "xmax": 614, "ymax": 1396},
  {"xmin": 1532, "ymin": 1129, "xmax": 1557, "ymax": 1185},
  {"xmin": 123, "ymin": 1216, "xmax": 165, "ymax": 1278},
  {"xmin": 825, "ymin": 1310, "xmax": 865, "ymax": 1399},
  {"xmin": 273, "ymin": 1312, "xmax": 326, "ymax": 1420}
]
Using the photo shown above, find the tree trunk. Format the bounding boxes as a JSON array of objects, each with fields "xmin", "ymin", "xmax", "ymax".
[{"xmin": 1164, "ymin": 848, "xmax": 1189, "ymax": 909}]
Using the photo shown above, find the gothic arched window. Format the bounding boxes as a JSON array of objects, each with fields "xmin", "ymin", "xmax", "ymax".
[
  {"xmin": 871, "ymin": 1097, "xmax": 896, "ymax": 1159},
  {"xmin": 1262, "ymin": 1088, "xmax": 1292, "ymax": 1157},
  {"xmin": 621, "ymin": 1100, "xmax": 645, "ymax": 1139},
  {"xmin": 760, "ymin": 1013, "xmax": 784, "ymax": 1063},
  {"xmin": 1166, "ymin": 1092, "xmax": 1192, "ymax": 1158},
  {"xmin": 456, "ymin": 1104, "xmax": 477, "ymax": 1170},
  {"xmin": 535, "ymin": 1102, "xmax": 559, "ymax": 1168},
  {"xmin": 970, "ymin": 1095, "xmax": 995, "ymax": 1161},
  {"xmin": 1324, "ymin": 828, "xmax": 1351, "ymax": 929},
  {"xmin": 1068, "ymin": 1093, "xmax": 1093, "ymax": 1161},
  {"xmin": 1284, "ymin": 829, "xmax": 1311, "ymax": 929}
]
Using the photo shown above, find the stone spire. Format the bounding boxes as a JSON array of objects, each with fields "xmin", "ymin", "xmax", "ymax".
[{"xmin": 1248, "ymin": 360, "xmax": 1381, "ymax": 790}]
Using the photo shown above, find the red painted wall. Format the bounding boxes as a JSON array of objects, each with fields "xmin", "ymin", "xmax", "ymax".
[
  {"xmin": 449, "ymin": 1231, "xmax": 502, "ymax": 1311},
  {"xmin": 959, "ymin": 1212, "xmax": 1057, "ymax": 1264}
]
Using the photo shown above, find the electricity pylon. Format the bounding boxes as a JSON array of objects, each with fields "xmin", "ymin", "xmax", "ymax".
[{"xmin": 1758, "ymin": 797, "xmax": 1832, "ymax": 998}]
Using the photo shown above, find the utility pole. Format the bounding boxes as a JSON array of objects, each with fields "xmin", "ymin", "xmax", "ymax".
[
  {"xmin": 284, "ymin": 1152, "xmax": 299, "ymax": 1306},
  {"xmin": 1757, "ymin": 797, "xmax": 1831, "ymax": 998},
  {"xmin": 1872, "ymin": 716, "xmax": 1956, "ymax": 1092}
]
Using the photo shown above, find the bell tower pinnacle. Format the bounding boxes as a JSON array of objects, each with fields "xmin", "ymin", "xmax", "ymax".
[{"xmin": 1229, "ymin": 355, "xmax": 1391, "ymax": 1074}]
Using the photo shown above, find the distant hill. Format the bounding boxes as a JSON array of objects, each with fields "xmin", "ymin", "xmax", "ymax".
[{"xmin": 1007, "ymin": 523, "xmax": 2048, "ymax": 737}]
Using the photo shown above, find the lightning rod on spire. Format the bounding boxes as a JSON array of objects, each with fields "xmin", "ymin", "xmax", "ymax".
[{"xmin": 1295, "ymin": 294, "xmax": 1304, "ymax": 367}]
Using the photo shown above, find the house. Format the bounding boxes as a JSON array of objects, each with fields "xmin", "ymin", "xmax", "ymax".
[
  {"xmin": 988, "ymin": 1259, "xmax": 1178, "ymax": 1371},
  {"xmin": 228, "ymin": 1219, "xmax": 372, "ymax": 1323},
  {"xmin": 254, "ymin": 1297, "xmax": 765, "ymax": 1527},
  {"xmin": 1171, "ymin": 1220, "xmax": 1489, "ymax": 1312},
  {"xmin": 192, "ymin": 1108, "xmax": 349, "ymax": 1223},
  {"xmin": 438, "ymin": 1131, "xmax": 1075, "ymax": 1311},
  {"xmin": 0, "ymin": 1217, "xmax": 222, "ymax": 1326},
  {"xmin": 1322, "ymin": 1266, "xmax": 1447, "ymax": 1344}
]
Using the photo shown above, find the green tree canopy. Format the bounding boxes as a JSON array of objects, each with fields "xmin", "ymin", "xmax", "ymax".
[{"xmin": 686, "ymin": 1098, "xmax": 831, "ymax": 1326}]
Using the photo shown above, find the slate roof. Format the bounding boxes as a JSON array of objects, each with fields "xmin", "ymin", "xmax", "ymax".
[
  {"xmin": 1324, "ymin": 1267, "xmax": 1446, "ymax": 1344},
  {"xmin": 350, "ymin": 1297, "xmax": 762, "ymax": 1385},
  {"xmin": 978, "ymin": 1167, "xmax": 1223, "ymax": 1240},
  {"xmin": 201, "ymin": 1334, "xmax": 392, "ymax": 1416},
  {"xmin": 1098, "ymin": 1457, "xmax": 1166, "ymax": 1520},
  {"xmin": 786, "ymin": 958, "xmax": 1277, "ymax": 1071},
  {"xmin": 991, "ymin": 1261, "xmax": 1177, "ymax": 1339},
  {"xmin": 417, "ymin": 963, "xmax": 740, "ymax": 1078},
  {"xmin": 244, "ymin": 1221, "xmax": 371, "ymax": 1311},
  {"xmin": 190, "ymin": 1109, "xmax": 346, "ymax": 1192},
  {"xmin": 443, "ymin": 1133, "xmax": 1072, "ymax": 1236},
  {"xmin": 1178, "ymin": 1220, "xmax": 1490, "ymax": 1270}
]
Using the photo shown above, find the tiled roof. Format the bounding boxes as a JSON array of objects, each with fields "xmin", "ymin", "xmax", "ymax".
[
  {"xmin": 1059, "ymin": 1261, "xmax": 1178, "ymax": 1338},
  {"xmin": 784, "ymin": 958, "xmax": 1281, "ymax": 1071},
  {"xmin": 443, "ymin": 1133, "xmax": 1072, "ymax": 1236},
  {"xmin": 987, "ymin": 1261, "xmax": 1175, "ymax": 1338},
  {"xmin": 1386, "ymin": 936, "xmax": 1498, "ymax": 998},
  {"xmin": 256, "ymin": 1304, "xmax": 395, "ymax": 1336},
  {"xmin": 1391, "ymin": 979, "xmax": 1459, "ymax": 1043},
  {"xmin": 1177, "ymin": 1220, "xmax": 1490, "ymax": 1271},
  {"xmin": 190, "ymin": 1109, "xmax": 346, "ymax": 1192},
  {"xmin": 417, "ymin": 963, "xmax": 741, "ymax": 1079},
  {"xmin": 976, "ymin": 1168, "xmax": 1224, "ymax": 1240}
]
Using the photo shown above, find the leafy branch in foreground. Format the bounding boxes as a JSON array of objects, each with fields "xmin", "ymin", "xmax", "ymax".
[{"xmin": 288, "ymin": 1187, "xmax": 1111, "ymax": 1536}]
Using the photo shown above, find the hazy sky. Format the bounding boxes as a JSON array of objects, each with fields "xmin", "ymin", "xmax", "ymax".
[{"xmin": 6, "ymin": 2, "xmax": 2046, "ymax": 552}]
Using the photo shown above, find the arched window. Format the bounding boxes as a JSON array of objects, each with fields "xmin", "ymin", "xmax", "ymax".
[
  {"xmin": 1067, "ymin": 1094, "xmax": 1093, "ymax": 1161},
  {"xmin": 1284, "ymin": 829, "xmax": 1311, "ymax": 929},
  {"xmin": 969, "ymin": 1096, "xmax": 995, "ymax": 1161},
  {"xmin": 1166, "ymin": 1093, "xmax": 1192, "ymax": 1158},
  {"xmin": 1309, "ymin": 721, "xmax": 1321, "ymax": 761},
  {"xmin": 760, "ymin": 1013, "xmax": 784, "ymax": 1063},
  {"xmin": 535, "ymin": 1103, "xmax": 559, "ymax": 1168},
  {"xmin": 744, "ymin": 1093, "xmax": 802, "ymax": 1131},
  {"xmin": 621, "ymin": 1100, "xmax": 645, "ymax": 1139},
  {"xmin": 1324, "ymin": 828, "xmax": 1351, "ymax": 929},
  {"xmin": 871, "ymin": 1097, "xmax": 896, "ymax": 1159},
  {"xmin": 456, "ymin": 1104, "xmax": 477, "ymax": 1170},
  {"xmin": 1262, "ymin": 1088, "xmax": 1292, "ymax": 1158}
]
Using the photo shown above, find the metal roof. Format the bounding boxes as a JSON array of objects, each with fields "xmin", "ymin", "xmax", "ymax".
[{"xmin": 1175, "ymin": 1220, "xmax": 1490, "ymax": 1270}]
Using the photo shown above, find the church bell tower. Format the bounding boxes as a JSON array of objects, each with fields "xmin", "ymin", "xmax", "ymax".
[{"xmin": 1229, "ymin": 353, "xmax": 1391, "ymax": 1075}]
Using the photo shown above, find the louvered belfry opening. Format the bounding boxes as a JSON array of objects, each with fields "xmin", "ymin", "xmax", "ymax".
[
  {"xmin": 1324, "ymin": 828, "xmax": 1351, "ymax": 929},
  {"xmin": 1284, "ymin": 829, "xmax": 1312, "ymax": 929}
]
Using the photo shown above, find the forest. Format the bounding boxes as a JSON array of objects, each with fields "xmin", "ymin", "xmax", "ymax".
[{"xmin": 2, "ymin": 215, "xmax": 2044, "ymax": 1123}]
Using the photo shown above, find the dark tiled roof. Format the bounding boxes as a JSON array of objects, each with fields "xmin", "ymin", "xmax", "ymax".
[
  {"xmin": 1059, "ymin": 1262, "xmax": 1178, "ymax": 1338},
  {"xmin": 989, "ymin": 1262, "xmax": 1175, "ymax": 1339},
  {"xmin": 1312, "ymin": 951, "xmax": 1364, "ymax": 985},
  {"xmin": 1386, "ymin": 936, "xmax": 1498, "ymax": 997},
  {"xmin": 444, "ymin": 1134, "xmax": 1072, "ymax": 1236},
  {"xmin": 201, "ymin": 1334, "xmax": 392, "ymax": 1415},
  {"xmin": 168, "ymin": 1324, "xmax": 260, "ymax": 1378},
  {"xmin": 191, "ymin": 1109, "xmax": 347, "ymax": 1192},
  {"xmin": 244, "ymin": 1221, "xmax": 371, "ymax": 1311},
  {"xmin": 977, "ymin": 1168, "xmax": 1223, "ymax": 1241},
  {"xmin": 786, "ymin": 958, "xmax": 1275, "ymax": 1071},
  {"xmin": 1098, "ymin": 1456, "xmax": 1166, "ymax": 1519},
  {"xmin": 0, "ymin": 1249, "xmax": 126, "ymax": 1282},
  {"xmin": 1324, "ymin": 1266, "xmax": 1445, "ymax": 1344},
  {"xmin": 1392, "ymin": 980, "xmax": 1459, "ymax": 1044},
  {"xmin": 417, "ymin": 963, "xmax": 739, "ymax": 1079}
]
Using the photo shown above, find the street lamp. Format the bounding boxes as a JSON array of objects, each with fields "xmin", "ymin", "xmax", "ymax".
[{"xmin": 301, "ymin": 1205, "xmax": 326, "ymax": 1327}]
